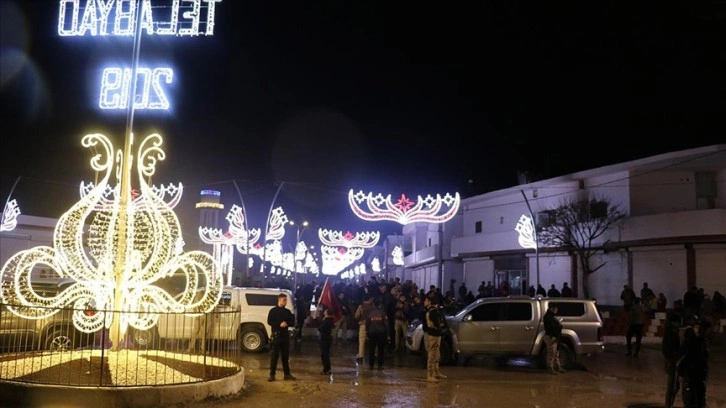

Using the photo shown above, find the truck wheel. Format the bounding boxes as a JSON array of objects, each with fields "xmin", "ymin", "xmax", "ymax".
[
  {"xmin": 45, "ymin": 328, "xmax": 74, "ymax": 351},
  {"xmin": 557, "ymin": 342, "xmax": 574, "ymax": 369},
  {"xmin": 240, "ymin": 327, "xmax": 266, "ymax": 353}
]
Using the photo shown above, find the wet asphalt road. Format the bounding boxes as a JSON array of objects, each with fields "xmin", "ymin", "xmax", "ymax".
[{"xmin": 185, "ymin": 338, "xmax": 726, "ymax": 408}]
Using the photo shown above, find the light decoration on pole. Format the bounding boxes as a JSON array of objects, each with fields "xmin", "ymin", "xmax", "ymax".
[
  {"xmin": 265, "ymin": 240, "xmax": 283, "ymax": 266},
  {"xmin": 1, "ymin": 199, "xmax": 21, "ymax": 232},
  {"xmin": 282, "ymin": 253, "xmax": 294, "ymax": 272},
  {"xmin": 265, "ymin": 207, "xmax": 288, "ymax": 241},
  {"xmin": 515, "ymin": 215, "xmax": 537, "ymax": 249},
  {"xmin": 371, "ymin": 257, "xmax": 381, "ymax": 273},
  {"xmin": 391, "ymin": 246, "xmax": 404, "ymax": 266},
  {"xmin": 321, "ymin": 245, "xmax": 364, "ymax": 276},
  {"xmin": 318, "ymin": 229, "xmax": 380, "ymax": 249},
  {"xmin": 198, "ymin": 204, "xmax": 261, "ymax": 286},
  {"xmin": 0, "ymin": 133, "xmax": 223, "ymax": 340},
  {"xmin": 348, "ymin": 190, "xmax": 460, "ymax": 225},
  {"xmin": 305, "ymin": 253, "xmax": 318, "ymax": 275}
]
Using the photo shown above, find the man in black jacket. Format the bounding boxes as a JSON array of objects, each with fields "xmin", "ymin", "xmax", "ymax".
[
  {"xmin": 662, "ymin": 312, "xmax": 681, "ymax": 408},
  {"xmin": 543, "ymin": 304, "xmax": 564, "ymax": 374},
  {"xmin": 267, "ymin": 293, "xmax": 296, "ymax": 382},
  {"xmin": 423, "ymin": 295, "xmax": 447, "ymax": 382}
]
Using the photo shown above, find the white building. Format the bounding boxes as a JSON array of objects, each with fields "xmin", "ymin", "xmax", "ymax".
[{"xmin": 402, "ymin": 145, "xmax": 726, "ymax": 307}]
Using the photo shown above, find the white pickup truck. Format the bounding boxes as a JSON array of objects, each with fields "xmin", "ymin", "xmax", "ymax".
[{"xmin": 130, "ymin": 287, "xmax": 295, "ymax": 353}]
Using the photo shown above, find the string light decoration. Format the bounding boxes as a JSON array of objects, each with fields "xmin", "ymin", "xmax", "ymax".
[
  {"xmin": 515, "ymin": 214, "xmax": 537, "ymax": 249},
  {"xmin": 1, "ymin": 199, "xmax": 21, "ymax": 232},
  {"xmin": 371, "ymin": 257, "xmax": 381, "ymax": 273},
  {"xmin": 198, "ymin": 204, "xmax": 261, "ymax": 286},
  {"xmin": 305, "ymin": 253, "xmax": 318, "ymax": 274},
  {"xmin": 58, "ymin": 0, "xmax": 223, "ymax": 37},
  {"xmin": 348, "ymin": 190, "xmax": 460, "ymax": 225},
  {"xmin": 321, "ymin": 245, "xmax": 364, "ymax": 276},
  {"xmin": 0, "ymin": 133, "xmax": 223, "ymax": 341},
  {"xmin": 265, "ymin": 240, "xmax": 283, "ymax": 266},
  {"xmin": 318, "ymin": 229, "xmax": 380, "ymax": 248},
  {"xmin": 392, "ymin": 246, "xmax": 404, "ymax": 266},
  {"xmin": 265, "ymin": 207, "xmax": 288, "ymax": 241}
]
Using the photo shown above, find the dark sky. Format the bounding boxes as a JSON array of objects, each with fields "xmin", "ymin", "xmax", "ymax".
[{"xmin": 1, "ymin": 0, "xmax": 725, "ymax": 243}]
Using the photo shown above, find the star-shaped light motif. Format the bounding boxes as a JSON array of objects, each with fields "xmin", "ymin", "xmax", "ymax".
[{"xmin": 395, "ymin": 194, "xmax": 414, "ymax": 212}]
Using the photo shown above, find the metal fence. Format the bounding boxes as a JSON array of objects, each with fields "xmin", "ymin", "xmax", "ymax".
[{"xmin": 0, "ymin": 303, "xmax": 242, "ymax": 387}]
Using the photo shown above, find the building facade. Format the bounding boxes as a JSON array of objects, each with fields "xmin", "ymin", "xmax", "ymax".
[{"xmin": 402, "ymin": 145, "xmax": 725, "ymax": 306}]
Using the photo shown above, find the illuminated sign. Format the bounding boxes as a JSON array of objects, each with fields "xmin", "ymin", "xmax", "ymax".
[
  {"xmin": 99, "ymin": 67, "xmax": 173, "ymax": 110},
  {"xmin": 58, "ymin": 0, "xmax": 222, "ymax": 37}
]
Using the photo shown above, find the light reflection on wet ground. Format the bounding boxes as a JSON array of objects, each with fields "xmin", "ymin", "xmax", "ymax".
[{"xmin": 191, "ymin": 339, "xmax": 725, "ymax": 408}]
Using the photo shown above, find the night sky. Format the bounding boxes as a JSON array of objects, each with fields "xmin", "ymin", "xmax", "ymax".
[{"xmin": 1, "ymin": 1, "xmax": 724, "ymax": 243}]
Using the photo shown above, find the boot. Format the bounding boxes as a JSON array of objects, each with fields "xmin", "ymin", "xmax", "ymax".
[
  {"xmin": 427, "ymin": 369, "xmax": 438, "ymax": 383},
  {"xmin": 435, "ymin": 369, "xmax": 447, "ymax": 379}
]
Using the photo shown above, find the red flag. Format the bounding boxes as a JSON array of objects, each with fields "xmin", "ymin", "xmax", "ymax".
[{"xmin": 318, "ymin": 278, "xmax": 342, "ymax": 324}]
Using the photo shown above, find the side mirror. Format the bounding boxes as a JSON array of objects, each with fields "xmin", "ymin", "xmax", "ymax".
[{"xmin": 464, "ymin": 314, "xmax": 473, "ymax": 322}]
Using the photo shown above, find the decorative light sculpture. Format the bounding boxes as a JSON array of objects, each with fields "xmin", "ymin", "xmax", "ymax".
[
  {"xmin": 371, "ymin": 257, "xmax": 381, "ymax": 273},
  {"xmin": 198, "ymin": 204, "xmax": 261, "ymax": 286},
  {"xmin": 515, "ymin": 214, "xmax": 537, "ymax": 249},
  {"xmin": 281, "ymin": 253, "xmax": 294, "ymax": 272},
  {"xmin": 265, "ymin": 207, "xmax": 288, "ymax": 241},
  {"xmin": 265, "ymin": 240, "xmax": 283, "ymax": 266},
  {"xmin": 1, "ymin": 199, "xmax": 21, "ymax": 232},
  {"xmin": 392, "ymin": 246, "xmax": 404, "ymax": 266},
  {"xmin": 304, "ymin": 253, "xmax": 317, "ymax": 272},
  {"xmin": 0, "ymin": 134, "xmax": 223, "ymax": 348},
  {"xmin": 318, "ymin": 229, "xmax": 380, "ymax": 248},
  {"xmin": 348, "ymin": 190, "xmax": 460, "ymax": 225},
  {"xmin": 321, "ymin": 245, "xmax": 364, "ymax": 276}
]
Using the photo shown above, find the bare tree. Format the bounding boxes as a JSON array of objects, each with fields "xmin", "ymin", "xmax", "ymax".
[{"xmin": 537, "ymin": 196, "xmax": 625, "ymax": 299}]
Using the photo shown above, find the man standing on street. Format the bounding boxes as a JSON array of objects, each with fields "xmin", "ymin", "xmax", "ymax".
[
  {"xmin": 365, "ymin": 297, "xmax": 389, "ymax": 370},
  {"xmin": 267, "ymin": 293, "xmax": 296, "ymax": 382},
  {"xmin": 662, "ymin": 311, "xmax": 681, "ymax": 408},
  {"xmin": 626, "ymin": 297, "xmax": 646, "ymax": 357},
  {"xmin": 423, "ymin": 294, "xmax": 447, "ymax": 382},
  {"xmin": 543, "ymin": 303, "xmax": 565, "ymax": 374}
]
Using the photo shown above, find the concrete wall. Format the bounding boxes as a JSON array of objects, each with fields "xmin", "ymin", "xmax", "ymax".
[
  {"xmin": 696, "ymin": 245, "xmax": 726, "ymax": 295},
  {"xmin": 629, "ymin": 171, "xmax": 697, "ymax": 216},
  {"xmin": 631, "ymin": 246, "xmax": 688, "ymax": 310}
]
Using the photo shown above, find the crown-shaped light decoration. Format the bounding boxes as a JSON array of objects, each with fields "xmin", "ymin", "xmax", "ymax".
[
  {"xmin": 321, "ymin": 245, "xmax": 365, "ymax": 275},
  {"xmin": 515, "ymin": 214, "xmax": 537, "ymax": 249},
  {"xmin": 0, "ymin": 133, "xmax": 223, "ymax": 344},
  {"xmin": 318, "ymin": 229, "xmax": 380, "ymax": 249},
  {"xmin": 391, "ymin": 246, "xmax": 404, "ymax": 266},
  {"xmin": 265, "ymin": 207, "xmax": 288, "ymax": 241},
  {"xmin": 1, "ymin": 199, "xmax": 21, "ymax": 232},
  {"xmin": 371, "ymin": 257, "xmax": 381, "ymax": 272},
  {"xmin": 348, "ymin": 189, "xmax": 460, "ymax": 225},
  {"xmin": 199, "ymin": 205, "xmax": 262, "ymax": 286}
]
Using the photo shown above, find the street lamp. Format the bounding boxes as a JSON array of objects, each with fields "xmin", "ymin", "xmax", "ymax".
[{"xmin": 290, "ymin": 219, "xmax": 309, "ymax": 291}]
